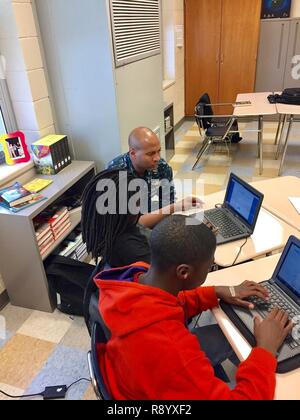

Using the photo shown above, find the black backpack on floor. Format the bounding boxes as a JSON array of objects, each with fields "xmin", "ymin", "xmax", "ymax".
[{"xmin": 45, "ymin": 255, "xmax": 95, "ymax": 316}]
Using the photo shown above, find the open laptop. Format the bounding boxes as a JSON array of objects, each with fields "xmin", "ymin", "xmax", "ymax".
[
  {"xmin": 203, "ymin": 173, "xmax": 264, "ymax": 245},
  {"xmin": 221, "ymin": 236, "xmax": 300, "ymax": 374}
]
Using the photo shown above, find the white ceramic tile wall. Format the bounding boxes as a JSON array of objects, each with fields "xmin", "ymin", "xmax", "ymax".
[
  {"xmin": 39, "ymin": 124, "xmax": 56, "ymax": 138},
  {"xmin": 12, "ymin": 2, "xmax": 38, "ymax": 38},
  {"xmin": 0, "ymin": 1, "xmax": 54, "ymax": 296},
  {"xmin": 34, "ymin": 98, "xmax": 54, "ymax": 130},
  {"xmin": 162, "ymin": 0, "xmax": 185, "ymax": 125},
  {"xmin": 0, "ymin": 0, "xmax": 55, "ymax": 136},
  {"xmin": 28, "ymin": 69, "xmax": 49, "ymax": 101},
  {"xmin": 20, "ymin": 38, "xmax": 43, "ymax": 70}
]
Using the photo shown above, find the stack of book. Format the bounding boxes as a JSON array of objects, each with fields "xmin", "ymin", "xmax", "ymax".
[
  {"xmin": 31, "ymin": 135, "xmax": 72, "ymax": 175},
  {"xmin": 34, "ymin": 221, "xmax": 55, "ymax": 257},
  {"xmin": 34, "ymin": 206, "xmax": 72, "ymax": 257},
  {"xmin": 48, "ymin": 207, "xmax": 71, "ymax": 241},
  {"xmin": 55, "ymin": 227, "xmax": 88, "ymax": 262},
  {"xmin": 0, "ymin": 182, "xmax": 46, "ymax": 213}
]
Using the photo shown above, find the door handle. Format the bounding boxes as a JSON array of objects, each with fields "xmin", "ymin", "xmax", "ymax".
[{"xmin": 220, "ymin": 53, "xmax": 224, "ymax": 64}]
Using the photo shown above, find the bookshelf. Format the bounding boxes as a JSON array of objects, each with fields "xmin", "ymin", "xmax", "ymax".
[{"xmin": 0, "ymin": 161, "xmax": 96, "ymax": 312}]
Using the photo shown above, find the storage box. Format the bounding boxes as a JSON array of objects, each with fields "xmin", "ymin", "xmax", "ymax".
[{"xmin": 31, "ymin": 135, "xmax": 72, "ymax": 175}]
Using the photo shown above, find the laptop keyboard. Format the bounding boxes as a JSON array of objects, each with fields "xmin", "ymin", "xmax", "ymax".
[
  {"xmin": 205, "ymin": 209, "xmax": 244, "ymax": 238},
  {"xmin": 249, "ymin": 283, "xmax": 300, "ymax": 350}
]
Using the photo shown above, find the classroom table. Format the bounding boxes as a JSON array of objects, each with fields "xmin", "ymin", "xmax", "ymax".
[
  {"xmin": 275, "ymin": 102, "xmax": 300, "ymax": 176},
  {"xmin": 195, "ymin": 189, "xmax": 298, "ymax": 268},
  {"xmin": 251, "ymin": 176, "xmax": 300, "ymax": 232},
  {"xmin": 234, "ymin": 93, "xmax": 277, "ymax": 175},
  {"xmin": 205, "ymin": 254, "xmax": 300, "ymax": 400}
]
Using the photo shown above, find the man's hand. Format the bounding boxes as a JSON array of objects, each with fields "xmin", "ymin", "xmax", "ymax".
[
  {"xmin": 254, "ymin": 308, "xmax": 294, "ymax": 357},
  {"xmin": 215, "ymin": 281, "xmax": 270, "ymax": 309},
  {"xmin": 174, "ymin": 196, "xmax": 204, "ymax": 212}
]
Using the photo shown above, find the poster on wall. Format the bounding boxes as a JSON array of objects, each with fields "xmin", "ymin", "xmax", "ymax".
[{"xmin": 261, "ymin": 0, "xmax": 292, "ymax": 19}]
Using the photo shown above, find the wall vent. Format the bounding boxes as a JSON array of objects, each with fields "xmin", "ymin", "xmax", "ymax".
[{"xmin": 110, "ymin": 0, "xmax": 161, "ymax": 67}]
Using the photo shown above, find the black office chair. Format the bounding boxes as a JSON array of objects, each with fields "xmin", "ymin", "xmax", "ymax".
[
  {"xmin": 83, "ymin": 260, "xmax": 111, "ymax": 338},
  {"xmin": 85, "ymin": 261, "xmax": 113, "ymax": 399},
  {"xmin": 87, "ymin": 321, "xmax": 113, "ymax": 400},
  {"xmin": 193, "ymin": 99, "xmax": 236, "ymax": 170},
  {"xmin": 197, "ymin": 93, "xmax": 229, "ymax": 128}
]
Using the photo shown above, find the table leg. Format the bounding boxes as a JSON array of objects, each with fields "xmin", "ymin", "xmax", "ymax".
[
  {"xmin": 278, "ymin": 115, "xmax": 294, "ymax": 176},
  {"xmin": 274, "ymin": 114, "xmax": 283, "ymax": 146},
  {"xmin": 258, "ymin": 116, "xmax": 263, "ymax": 175},
  {"xmin": 276, "ymin": 114, "xmax": 287, "ymax": 160}
]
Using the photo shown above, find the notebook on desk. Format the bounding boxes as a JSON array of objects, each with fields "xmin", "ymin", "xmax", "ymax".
[{"xmin": 220, "ymin": 236, "xmax": 300, "ymax": 374}]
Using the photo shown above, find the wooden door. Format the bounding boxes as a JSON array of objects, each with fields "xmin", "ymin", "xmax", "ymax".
[
  {"xmin": 184, "ymin": 0, "xmax": 222, "ymax": 116},
  {"xmin": 219, "ymin": 0, "xmax": 261, "ymax": 111}
]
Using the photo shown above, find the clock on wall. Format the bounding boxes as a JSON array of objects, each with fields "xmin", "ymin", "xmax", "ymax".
[{"xmin": 261, "ymin": 0, "xmax": 292, "ymax": 19}]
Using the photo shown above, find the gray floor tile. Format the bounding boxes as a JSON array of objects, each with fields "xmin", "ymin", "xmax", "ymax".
[
  {"xmin": 0, "ymin": 304, "xmax": 33, "ymax": 333},
  {"xmin": 25, "ymin": 345, "xmax": 90, "ymax": 401}
]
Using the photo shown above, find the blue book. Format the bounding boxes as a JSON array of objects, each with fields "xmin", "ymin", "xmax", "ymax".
[
  {"xmin": 0, "ymin": 182, "xmax": 32, "ymax": 207},
  {"xmin": 0, "ymin": 193, "xmax": 47, "ymax": 213}
]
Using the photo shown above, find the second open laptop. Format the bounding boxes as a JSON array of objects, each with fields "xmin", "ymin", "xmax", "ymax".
[
  {"xmin": 203, "ymin": 173, "xmax": 264, "ymax": 245},
  {"xmin": 220, "ymin": 236, "xmax": 300, "ymax": 373}
]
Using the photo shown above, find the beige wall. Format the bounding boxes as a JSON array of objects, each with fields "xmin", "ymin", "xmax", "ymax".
[
  {"xmin": 291, "ymin": 0, "xmax": 300, "ymax": 17},
  {"xmin": 162, "ymin": 0, "xmax": 185, "ymax": 125}
]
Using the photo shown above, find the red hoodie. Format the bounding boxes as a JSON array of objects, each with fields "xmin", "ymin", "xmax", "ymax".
[{"xmin": 94, "ymin": 263, "xmax": 277, "ymax": 400}]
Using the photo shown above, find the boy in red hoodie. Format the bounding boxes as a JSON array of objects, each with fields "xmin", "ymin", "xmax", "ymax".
[{"xmin": 95, "ymin": 215, "xmax": 293, "ymax": 400}]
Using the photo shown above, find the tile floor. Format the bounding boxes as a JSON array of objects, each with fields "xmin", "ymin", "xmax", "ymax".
[{"xmin": 1, "ymin": 118, "xmax": 300, "ymax": 399}]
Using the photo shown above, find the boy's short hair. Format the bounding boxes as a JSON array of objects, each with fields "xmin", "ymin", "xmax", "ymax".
[{"xmin": 150, "ymin": 215, "xmax": 216, "ymax": 270}]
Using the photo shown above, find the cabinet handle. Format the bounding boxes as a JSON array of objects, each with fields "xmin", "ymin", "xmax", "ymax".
[{"xmin": 278, "ymin": 24, "xmax": 284, "ymax": 69}]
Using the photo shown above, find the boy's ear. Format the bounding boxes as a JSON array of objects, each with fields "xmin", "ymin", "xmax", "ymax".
[{"xmin": 176, "ymin": 264, "xmax": 191, "ymax": 281}]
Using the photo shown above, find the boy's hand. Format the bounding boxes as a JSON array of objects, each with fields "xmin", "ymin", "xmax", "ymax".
[
  {"xmin": 174, "ymin": 196, "xmax": 204, "ymax": 212},
  {"xmin": 254, "ymin": 308, "xmax": 294, "ymax": 357},
  {"xmin": 215, "ymin": 281, "xmax": 270, "ymax": 309}
]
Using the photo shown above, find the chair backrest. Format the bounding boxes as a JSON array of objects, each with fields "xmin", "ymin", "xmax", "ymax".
[
  {"xmin": 83, "ymin": 260, "xmax": 111, "ymax": 341},
  {"xmin": 195, "ymin": 93, "xmax": 214, "ymax": 130},
  {"xmin": 87, "ymin": 322, "xmax": 113, "ymax": 400},
  {"xmin": 83, "ymin": 262, "xmax": 102, "ymax": 335}
]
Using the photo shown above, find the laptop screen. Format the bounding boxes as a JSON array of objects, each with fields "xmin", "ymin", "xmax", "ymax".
[
  {"xmin": 225, "ymin": 177, "xmax": 261, "ymax": 226},
  {"xmin": 277, "ymin": 243, "xmax": 300, "ymax": 299}
]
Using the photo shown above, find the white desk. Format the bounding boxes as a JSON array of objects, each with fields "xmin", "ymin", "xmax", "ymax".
[
  {"xmin": 201, "ymin": 190, "xmax": 298, "ymax": 268},
  {"xmin": 251, "ymin": 176, "xmax": 300, "ymax": 232},
  {"xmin": 234, "ymin": 93, "xmax": 277, "ymax": 175},
  {"xmin": 276, "ymin": 102, "xmax": 300, "ymax": 176},
  {"xmin": 205, "ymin": 255, "xmax": 300, "ymax": 400}
]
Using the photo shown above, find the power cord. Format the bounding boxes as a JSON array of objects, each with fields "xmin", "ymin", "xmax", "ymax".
[
  {"xmin": 67, "ymin": 378, "xmax": 90, "ymax": 392},
  {"xmin": 232, "ymin": 237, "xmax": 248, "ymax": 266},
  {"xmin": 0, "ymin": 390, "xmax": 44, "ymax": 399},
  {"xmin": 0, "ymin": 378, "xmax": 91, "ymax": 400}
]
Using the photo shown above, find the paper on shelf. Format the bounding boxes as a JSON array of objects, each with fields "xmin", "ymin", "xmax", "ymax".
[{"xmin": 289, "ymin": 197, "xmax": 300, "ymax": 215}]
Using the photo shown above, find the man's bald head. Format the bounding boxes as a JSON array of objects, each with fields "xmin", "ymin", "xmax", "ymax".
[
  {"xmin": 128, "ymin": 127, "xmax": 162, "ymax": 174},
  {"xmin": 129, "ymin": 127, "xmax": 160, "ymax": 151}
]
